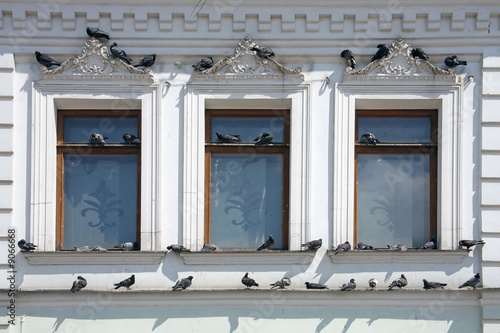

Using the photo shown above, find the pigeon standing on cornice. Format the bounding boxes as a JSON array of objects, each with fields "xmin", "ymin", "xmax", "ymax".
[
  {"xmin": 86, "ymin": 27, "xmax": 110, "ymax": 40},
  {"xmin": 35, "ymin": 51, "xmax": 61, "ymax": 69},
  {"xmin": 371, "ymin": 44, "xmax": 390, "ymax": 62},
  {"xmin": 192, "ymin": 57, "xmax": 214, "ymax": 71},
  {"xmin": 110, "ymin": 42, "xmax": 132, "ymax": 65},
  {"xmin": 251, "ymin": 46, "xmax": 275, "ymax": 59},
  {"xmin": 340, "ymin": 49, "xmax": 357, "ymax": 69}
]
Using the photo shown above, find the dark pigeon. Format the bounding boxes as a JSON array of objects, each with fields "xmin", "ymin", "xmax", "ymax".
[
  {"xmin": 86, "ymin": 27, "xmax": 110, "ymax": 40},
  {"xmin": 18, "ymin": 239, "xmax": 37, "ymax": 252},
  {"xmin": 114, "ymin": 275, "xmax": 135, "ymax": 290},
  {"xmin": 411, "ymin": 47, "xmax": 429, "ymax": 61},
  {"xmin": 216, "ymin": 132, "xmax": 241, "ymax": 143},
  {"xmin": 305, "ymin": 282, "xmax": 328, "ymax": 290},
  {"xmin": 254, "ymin": 132, "xmax": 273, "ymax": 145},
  {"xmin": 172, "ymin": 276, "xmax": 193, "ymax": 291},
  {"xmin": 89, "ymin": 133, "xmax": 107, "ymax": 145},
  {"xmin": 71, "ymin": 276, "xmax": 87, "ymax": 293},
  {"xmin": 459, "ymin": 239, "xmax": 485, "ymax": 252},
  {"xmin": 242, "ymin": 272, "xmax": 259, "ymax": 288},
  {"xmin": 358, "ymin": 242, "xmax": 374, "ymax": 250},
  {"xmin": 388, "ymin": 274, "xmax": 408, "ymax": 290},
  {"xmin": 387, "ymin": 244, "xmax": 408, "ymax": 251},
  {"xmin": 192, "ymin": 57, "xmax": 214, "ymax": 71},
  {"xmin": 35, "ymin": 51, "xmax": 61, "ymax": 69},
  {"xmin": 459, "ymin": 273, "xmax": 480, "ymax": 289},
  {"xmin": 340, "ymin": 279, "xmax": 356, "ymax": 291},
  {"xmin": 201, "ymin": 243, "xmax": 222, "ymax": 252},
  {"xmin": 334, "ymin": 241, "xmax": 351, "ymax": 255},
  {"xmin": 110, "ymin": 42, "xmax": 132, "ymax": 65},
  {"xmin": 257, "ymin": 235, "xmax": 275, "ymax": 251},
  {"xmin": 270, "ymin": 277, "xmax": 291, "ymax": 289},
  {"xmin": 369, "ymin": 278, "xmax": 377, "ymax": 290},
  {"xmin": 134, "ymin": 54, "xmax": 156, "ymax": 69},
  {"xmin": 167, "ymin": 244, "xmax": 191, "ymax": 253},
  {"xmin": 359, "ymin": 132, "xmax": 380, "ymax": 144},
  {"xmin": 371, "ymin": 44, "xmax": 390, "ymax": 62},
  {"xmin": 301, "ymin": 239, "xmax": 322, "ymax": 251},
  {"xmin": 114, "ymin": 242, "xmax": 138, "ymax": 251},
  {"xmin": 420, "ymin": 236, "xmax": 437, "ymax": 250},
  {"xmin": 340, "ymin": 49, "xmax": 357, "ymax": 69},
  {"xmin": 423, "ymin": 279, "xmax": 447, "ymax": 290},
  {"xmin": 123, "ymin": 133, "xmax": 141, "ymax": 145},
  {"xmin": 251, "ymin": 46, "xmax": 275, "ymax": 59},
  {"xmin": 444, "ymin": 55, "xmax": 467, "ymax": 68}
]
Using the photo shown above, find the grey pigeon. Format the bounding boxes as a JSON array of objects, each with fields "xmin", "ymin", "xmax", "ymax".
[
  {"xmin": 192, "ymin": 57, "xmax": 213, "ymax": 71},
  {"xmin": 74, "ymin": 245, "xmax": 92, "ymax": 252},
  {"xmin": 334, "ymin": 241, "xmax": 351, "ymax": 255},
  {"xmin": 114, "ymin": 242, "xmax": 138, "ymax": 251},
  {"xmin": 340, "ymin": 49, "xmax": 357, "ymax": 69},
  {"xmin": 86, "ymin": 27, "xmax": 110, "ymax": 40},
  {"xmin": 254, "ymin": 132, "xmax": 273, "ymax": 145},
  {"xmin": 371, "ymin": 44, "xmax": 390, "ymax": 62},
  {"xmin": 444, "ymin": 55, "xmax": 467, "ymax": 68},
  {"xmin": 251, "ymin": 46, "xmax": 275, "ymax": 59},
  {"xmin": 388, "ymin": 274, "xmax": 408, "ymax": 290},
  {"xmin": 89, "ymin": 133, "xmax": 108, "ymax": 145},
  {"xmin": 459, "ymin": 273, "xmax": 480, "ymax": 289},
  {"xmin": 242, "ymin": 272, "xmax": 259, "ymax": 288},
  {"xmin": 340, "ymin": 278, "xmax": 356, "ymax": 291},
  {"xmin": 167, "ymin": 244, "xmax": 191, "ymax": 253},
  {"xmin": 35, "ymin": 51, "xmax": 61, "ymax": 69},
  {"xmin": 359, "ymin": 132, "xmax": 380, "ymax": 144},
  {"xmin": 172, "ymin": 276, "xmax": 193, "ymax": 291},
  {"xmin": 201, "ymin": 243, "xmax": 222, "ymax": 252},
  {"xmin": 18, "ymin": 239, "xmax": 37, "ymax": 252},
  {"xmin": 423, "ymin": 279, "xmax": 447, "ymax": 290},
  {"xmin": 387, "ymin": 244, "xmax": 408, "ymax": 251},
  {"xmin": 110, "ymin": 42, "xmax": 132, "ymax": 65},
  {"xmin": 270, "ymin": 277, "xmax": 291, "ymax": 289},
  {"xmin": 420, "ymin": 236, "xmax": 437, "ymax": 250},
  {"xmin": 123, "ymin": 133, "xmax": 141, "ymax": 145},
  {"xmin": 411, "ymin": 47, "xmax": 429, "ymax": 61},
  {"xmin": 305, "ymin": 282, "xmax": 328, "ymax": 289},
  {"xmin": 369, "ymin": 278, "xmax": 378, "ymax": 290},
  {"xmin": 90, "ymin": 245, "xmax": 107, "ymax": 252},
  {"xmin": 134, "ymin": 54, "xmax": 156, "ymax": 69},
  {"xmin": 216, "ymin": 132, "xmax": 241, "ymax": 143},
  {"xmin": 301, "ymin": 239, "xmax": 322, "ymax": 251},
  {"xmin": 114, "ymin": 275, "xmax": 135, "ymax": 290},
  {"xmin": 70, "ymin": 276, "xmax": 87, "ymax": 293},
  {"xmin": 257, "ymin": 235, "xmax": 275, "ymax": 251},
  {"xmin": 358, "ymin": 242, "xmax": 374, "ymax": 250},
  {"xmin": 459, "ymin": 239, "xmax": 485, "ymax": 252}
]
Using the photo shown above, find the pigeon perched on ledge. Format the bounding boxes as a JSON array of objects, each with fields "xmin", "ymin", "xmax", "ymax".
[
  {"xmin": 114, "ymin": 242, "xmax": 138, "ymax": 251},
  {"xmin": 411, "ymin": 47, "xmax": 429, "ymax": 61},
  {"xmin": 388, "ymin": 274, "xmax": 407, "ymax": 290},
  {"xmin": 242, "ymin": 272, "xmax": 259, "ymax": 289},
  {"xmin": 167, "ymin": 244, "xmax": 191, "ymax": 253},
  {"xmin": 459, "ymin": 273, "xmax": 480, "ymax": 289},
  {"xmin": 459, "ymin": 239, "xmax": 485, "ymax": 252},
  {"xmin": 201, "ymin": 243, "xmax": 222, "ymax": 252},
  {"xmin": 70, "ymin": 276, "xmax": 87, "ymax": 293},
  {"xmin": 420, "ymin": 236, "xmax": 437, "ymax": 250},
  {"xmin": 444, "ymin": 55, "xmax": 467, "ymax": 68},
  {"xmin": 254, "ymin": 132, "xmax": 274, "ymax": 145},
  {"xmin": 216, "ymin": 132, "xmax": 241, "ymax": 143},
  {"xmin": 270, "ymin": 277, "xmax": 291, "ymax": 289},
  {"xmin": 35, "ymin": 51, "xmax": 61, "ymax": 69},
  {"xmin": 340, "ymin": 49, "xmax": 357, "ymax": 69},
  {"xmin": 333, "ymin": 241, "xmax": 351, "ymax": 255},
  {"xmin": 192, "ymin": 57, "xmax": 213, "ymax": 71},
  {"xmin": 134, "ymin": 54, "xmax": 156, "ymax": 69},
  {"xmin": 86, "ymin": 27, "xmax": 110, "ymax": 40},
  {"xmin": 110, "ymin": 42, "xmax": 132, "ymax": 64},
  {"xmin": 18, "ymin": 239, "xmax": 37, "ymax": 252},
  {"xmin": 172, "ymin": 276, "xmax": 193, "ymax": 291},
  {"xmin": 387, "ymin": 244, "xmax": 408, "ymax": 251},
  {"xmin": 114, "ymin": 275, "xmax": 135, "ymax": 290},
  {"xmin": 305, "ymin": 282, "xmax": 328, "ymax": 290},
  {"xmin": 357, "ymin": 242, "xmax": 374, "ymax": 250},
  {"xmin": 423, "ymin": 279, "xmax": 447, "ymax": 290},
  {"xmin": 371, "ymin": 44, "xmax": 390, "ymax": 62},
  {"xmin": 89, "ymin": 133, "xmax": 107, "ymax": 145},
  {"xmin": 369, "ymin": 278, "xmax": 378, "ymax": 290},
  {"xmin": 257, "ymin": 235, "xmax": 275, "ymax": 251},
  {"xmin": 301, "ymin": 239, "xmax": 322, "ymax": 251},
  {"xmin": 123, "ymin": 133, "xmax": 141, "ymax": 145},
  {"xmin": 359, "ymin": 132, "xmax": 380, "ymax": 144},
  {"xmin": 340, "ymin": 279, "xmax": 356, "ymax": 291},
  {"xmin": 251, "ymin": 46, "xmax": 275, "ymax": 59}
]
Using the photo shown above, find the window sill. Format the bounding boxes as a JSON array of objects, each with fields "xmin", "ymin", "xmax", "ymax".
[
  {"xmin": 179, "ymin": 250, "xmax": 316, "ymax": 265},
  {"xmin": 328, "ymin": 250, "xmax": 469, "ymax": 264},
  {"xmin": 23, "ymin": 251, "xmax": 167, "ymax": 265}
]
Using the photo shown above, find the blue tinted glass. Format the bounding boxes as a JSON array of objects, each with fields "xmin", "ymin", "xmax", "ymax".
[
  {"xmin": 64, "ymin": 117, "xmax": 138, "ymax": 143},
  {"xmin": 211, "ymin": 116, "xmax": 284, "ymax": 143},
  {"xmin": 358, "ymin": 117, "xmax": 431, "ymax": 143}
]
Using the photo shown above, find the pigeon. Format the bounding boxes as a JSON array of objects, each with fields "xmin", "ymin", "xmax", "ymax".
[
  {"xmin": 388, "ymin": 274, "xmax": 408, "ymax": 290},
  {"xmin": 444, "ymin": 55, "xmax": 467, "ymax": 68},
  {"xmin": 459, "ymin": 240, "xmax": 485, "ymax": 252},
  {"xmin": 270, "ymin": 277, "xmax": 291, "ymax": 289},
  {"xmin": 387, "ymin": 244, "xmax": 408, "ymax": 251},
  {"xmin": 167, "ymin": 244, "xmax": 191, "ymax": 253},
  {"xmin": 70, "ymin": 276, "xmax": 87, "ymax": 293},
  {"xmin": 411, "ymin": 47, "xmax": 429, "ymax": 61},
  {"xmin": 257, "ymin": 235, "xmax": 275, "ymax": 251},
  {"xmin": 74, "ymin": 245, "xmax": 92, "ymax": 252},
  {"xmin": 35, "ymin": 51, "xmax": 61, "ymax": 69},
  {"xmin": 134, "ymin": 54, "xmax": 156, "ymax": 69},
  {"xmin": 340, "ymin": 279, "xmax": 356, "ymax": 291},
  {"xmin": 114, "ymin": 242, "xmax": 138, "ymax": 251},
  {"xmin": 357, "ymin": 242, "xmax": 374, "ymax": 250},
  {"xmin": 369, "ymin": 278, "xmax": 378, "ymax": 290},
  {"xmin": 301, "ymin": 239, "xmax": 322, "ymax": 251},
  {"xmin": 86, "ymin": 27, "xmax": 110, "ymax": 40},
  {"xmin": 305, "ymin": 282, "xmax": 328, "ymax": 290},
  {"xmin": 90, "ymin": 245, "xmax": 107, "ymax": 252},
  {"xmin": 172, "ymin": 276, "xmax": 193, "ymax": 291},
  {"xmin": 340, "ymin": 49, "xmax": 357, "ymax": 69},
  {"xmin": 371, "ymin": 44, "xmax": 390, "ymax": 62},
  {"xmin": 18, "ymin": 239, "xmax": 37, "ymax": 252},
  {"xmin": 251, "ymin": 46, "xmax": 275, "ymax": 59},
  {"xmin": 216, "ymin": 132, "xmax": 241, "ymax": 143},
  {"xmin": 89, "ymin": 133, "xmax": 108, "ymax": 145},
  {"xmin": 114, "ymin": 275, "xmax": 135, "ymax": 290},
  {"xmin": 459, "ymin": 273, "xmax": 480, "ymax": 289},
  {"xmin": 201, "ymin": 243, "xmax": 222, "ymax": 252},
  {"xmin": 333, "ymin": 241, "xmax": 351, "ymax": 255},
  {"xmin": 359, "ymin": 132, "xmax": 380, "ymax": 144},
  {"xmin": 242, "ymin": 272, "xmax": 259, "ymax": 288},
  {"xmin": 423, "ymin": 279, "xmax": 447, "ymax": 290},
  {"xmin": 420, "ymin": 236, "xmax": 437, "ymax": 250},
  {"xmin": 192, "ymin": 57, "xmax": 214, "ymax": 71},
  {"xmin": 123, "ymin": 133, "xmax": 141, "ymax": 145},
  {"xmin": 110, "ymin": 42, "xmax": 132, "ymax": 65},
  {"xmin": 254, "ymin": 132, "xmax": 274, "ymax": 145}
]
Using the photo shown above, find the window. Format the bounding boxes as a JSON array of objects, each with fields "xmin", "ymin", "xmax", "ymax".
[
  {"xmin": 355, "ymin": 110, "xmax": 437, "ymax": 248},
  {"xmin": 205, "ymin": 110, "xmax": 290, "ymax": 250},
  {"xmin": 56, "ymin": 110, "xmax": 141, "ymax": 250}
]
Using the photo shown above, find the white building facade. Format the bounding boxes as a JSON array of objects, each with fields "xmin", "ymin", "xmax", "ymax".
[{"xmin": 0, "ymin": 0, "xmax": 499, "ymax": 331}]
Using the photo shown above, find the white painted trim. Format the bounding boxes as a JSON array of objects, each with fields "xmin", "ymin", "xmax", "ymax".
[
  {"xmin": 23, "ymin": 251, "xmax": 166, "ymax": 265},
  {"xmin": 179, "ymin": 251, "xmax": 315, "ymax": 265}
]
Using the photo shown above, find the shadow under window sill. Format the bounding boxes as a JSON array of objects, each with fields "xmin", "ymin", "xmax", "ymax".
[
  {"xmin": 327, "ymin": 249, "xmax": 469, "ymax": 264},
  {"xmin": 179, "ymin": 250, "xmax": 316, "ymax": 265},
  {"xmin": 22, "ymin": 251, "xmax": 167, "ymax": 265}
]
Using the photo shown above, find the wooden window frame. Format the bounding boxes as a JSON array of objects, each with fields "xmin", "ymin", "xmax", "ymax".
[
  {"xmin": 354, "ymin": 109, "xmax": 438, "ymax": 248},
  {"xmin": 56, "ymin": 110, "xmax": 142, "ymax": 251},
  {"xmin": 204, "ymin": 109, "xmax": 290, "ymax": 250}
]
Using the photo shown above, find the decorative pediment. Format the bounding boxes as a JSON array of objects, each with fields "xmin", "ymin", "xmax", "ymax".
[
  {"xmin": 343, "ymin": 39, "xmax": 456, "ymax": 84},
  {"xmin": 40, "ymin": 38, "xmax": 156, "ymax": 84},
  {"xmin": 192, "ymin": 37, "xmax": 303, "ymax": 82}
]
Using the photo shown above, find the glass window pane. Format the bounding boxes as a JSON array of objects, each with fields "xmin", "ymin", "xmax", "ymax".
[
  {"xmin": 357, "ymin": 153, "xmax": 430, "ymax": 248},
  {"xmin": 63, "ymin": 117, "xmax": 138, "ymax": 143},
  {"xmin": 211, "ymin": 116, "xmax": 284, "ymax": 143},
  {"xmin": 210, "ymin": 153, "xmax": 283, "ymax": 249},
  {"xmin": 358, "ymin": 117, "xmax": 431, "ymax": 143},
  {"xmin": 63, "ymin": 154, "xmax": 137, "ymax": 249}
]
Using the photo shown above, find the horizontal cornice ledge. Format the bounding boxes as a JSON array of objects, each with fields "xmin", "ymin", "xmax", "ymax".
[
  {"xmin": 23, "ymin": 251, "xmax": 167, "ymax": 265},
  {"xmin": 328, "ymin": 250, "xmax": 469, "ymax": 264},
  {"xmin": 179, "ymin": 251, "xmax": 316, "ymax": 265}
]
